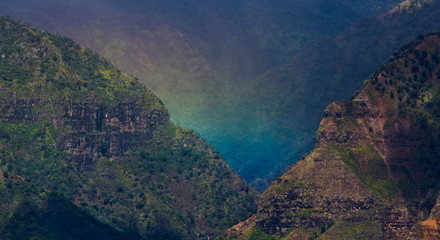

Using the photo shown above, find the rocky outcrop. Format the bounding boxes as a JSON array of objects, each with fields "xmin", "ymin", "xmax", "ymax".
[
  {"xmin": 59, "ymin": 102, "xmax": 169, "ymax": 165},
  {"xmin": 0, "ymin": 94, "xmax": 169, "ymax": 165},
  {"xmin": 413, "ymin": 196, "xmax": 440, "ymax": 239},
  {"xmin": 256, "ymin": 146, "xmax": 377, "ymax": 233}
]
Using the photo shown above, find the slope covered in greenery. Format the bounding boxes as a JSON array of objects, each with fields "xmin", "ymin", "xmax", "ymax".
[{"xmin": 0, "ymin": 16, "xmax": 257, "ymax": 239}]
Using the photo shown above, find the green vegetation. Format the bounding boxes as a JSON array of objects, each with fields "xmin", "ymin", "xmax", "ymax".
[
  {"xmin": 266, "ymin": 177, "xmax": 303, "ymax": 195},
  {"xmin": 320, "ymin": 220, "xmax": 384, "ymax": 240},
  {"xmin": 245, "ymin": 228, "xmax": 282, "ymax": 240},
  {"xmin": 334, "ymin": 144, "xmax": 398, "ymax": 202},
  {"xmin": 0, "ymin": 17, "xmax": 162, "ymax": 110},
  {"xmin": 1, "ymin": 194, "xmax": 143, "ymax": 240}
]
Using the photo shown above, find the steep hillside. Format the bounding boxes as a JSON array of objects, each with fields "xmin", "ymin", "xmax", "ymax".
[
  {"xmin": 0, "ymin": 0, "xmax": 402, "ymax": 186},
  {"xmin": 225, "ymin": 33, "xmax": 440, "ymax": 239},
  {"xmin": 0, "ymin": 17, "xmax": 257, "ymax": 239},
  {"xmin": 241, "ymin": 0, "xmax": 440, "ymax": 187}
]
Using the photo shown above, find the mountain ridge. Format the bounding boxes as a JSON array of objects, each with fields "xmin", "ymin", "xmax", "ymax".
[
  {"xmin": 224, "ymin": 32, "xmax": 440, "ymax": 239},
  {"xmin": 239, "ymin": 0, "xmax": 440, "ymax": 188},
  {"xmin": 0, "ymin": 16, "xmax": 257, "ymax": 239}
]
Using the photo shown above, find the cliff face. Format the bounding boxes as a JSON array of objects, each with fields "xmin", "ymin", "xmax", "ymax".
[
  {"xmin": 0, "ymin": 94, "xmax": 169, "ymax": 166},
  {"xmin": 225, "ymin": 34, "xmax": 440, "ymax": 240},
  {"xmin": 0, "ymin": 17, "xmax": 257, "ymax": 239}
]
